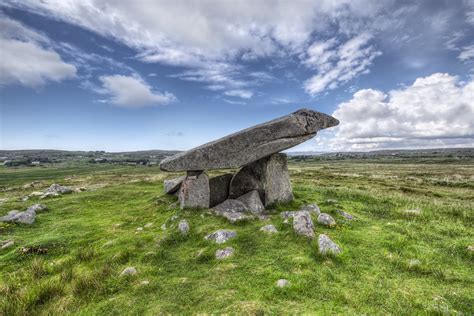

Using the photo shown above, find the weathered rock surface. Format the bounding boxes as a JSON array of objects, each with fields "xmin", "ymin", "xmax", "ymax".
[
  {"xmin": 212, "ymin": 199, "xmax": 253, "ymax": 223},
  {"xmin": 205, "ymin": 229, "xmax": 237, "ymax": 244},
  {"xmin": 229, "ymin": 153, "xmax": 293, "ymax": 206},
  {"xmin": 0, "ymin": 208, "xmax": 37, "ymax": 225},
  {"xmin": 336, "ymin": 210, "xmax": 354, "ymax": 220},
  {"xmin": 120, "ymin": 267, "xmax": 137, "ymax": 276},
  {"xmin": 237, "ymin": 190, "xmax": 264, "ymax": 214},
  {"xmin": 280, "ymin": 211, "xmax": 295, "ymax": 219},
  {"xmin": 293, "ymin": 211, "xmax": 315, "ymax": 238},
  {"xmin": 318, "ymin": 234, "xmax": 341, "ymax": 255},
  {"xmin": 317, "ymin": 213, "xmax": 336, "ymax": 227},
  {"xmin": 160, "ymin": 109, "xmax": 339, "ymax": 171},
  {"xmin": 45, "ymin": 184, "xmax": 72, "ymax": 195},
  {"xmin": 26, "ymin": 204, "xmax": 47, "ymax": 213},
  {"xmin": 215, "ymin": 247, "xmax": 234, "ymax": 259},
  {"xmin": 276, "ymin": 279, "xmax": 290, "ymax": 287},
  {"xmin": 209, "ymin": 173, "xmax": 233, "ymax": 207},
  {"xmin": 178, "ymin": 219, "xmax": 190, "ymax": 235},
  {"xmin": 260, "ymin": 224, "xmax": 278, "ymax": 233},
  {"xmin": 164, "ymin": 176, "xmax": 185, "ymax": 194},
  {"xmin": 178, "ymin": 171, "xmax": 210, "ymax": 209},
  {"xmin": 301, "ymin": 204, "xmax": 321, "ymax": 215}
]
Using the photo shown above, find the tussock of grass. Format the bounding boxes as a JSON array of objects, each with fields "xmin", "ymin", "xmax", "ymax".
[{"xmin": 0, "ymin": 161, "xmax": 473, "ymax": 314}]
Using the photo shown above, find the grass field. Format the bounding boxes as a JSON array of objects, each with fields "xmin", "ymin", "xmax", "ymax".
[{"xmin": 1, "ymin": 160, "xmax": 473, "ymax": 314}]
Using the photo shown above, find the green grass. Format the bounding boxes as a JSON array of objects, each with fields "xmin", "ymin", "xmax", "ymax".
[{"xmin": 1, "ymin": 161, "xmax": 473, "ymax": 314}]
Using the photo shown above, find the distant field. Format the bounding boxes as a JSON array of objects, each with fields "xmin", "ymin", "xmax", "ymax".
[{"xmin": 1, "ymin": 160, "xmax": 473, "ymax": 314}]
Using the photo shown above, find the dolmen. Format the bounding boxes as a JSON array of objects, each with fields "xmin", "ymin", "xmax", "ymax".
[{"xmin": 160, "ymin": 108, "xmax": 339, "ymax": 211}]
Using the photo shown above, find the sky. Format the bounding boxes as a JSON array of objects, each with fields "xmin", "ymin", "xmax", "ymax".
[{"xmin": 0, "ymin": 0, "xmax": 473, "ymax": 152}]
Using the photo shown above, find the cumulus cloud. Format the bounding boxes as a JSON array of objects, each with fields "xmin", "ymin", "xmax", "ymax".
[
  {"xmin": 98, "ymin": 75, "xmax": 176, "ymax": 108},
  {"xmin": 303, "ymin": 33, "xmax": 381, "ymax": 95},
  {"xmin": 458, "ymin": 44, "xmax": 474, "ymax": 61},
  {"xmin": 327, "ymin": 73, "xmax": 474, "ymax": 150},
  {"xmin": 0, "ymin": 15, "xmax": 76, "ymax": 87}
]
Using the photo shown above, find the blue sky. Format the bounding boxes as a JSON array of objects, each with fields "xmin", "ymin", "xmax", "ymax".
[{"xmin": 0, "ymin": 0, "xmax": 473, "ymax": 151}]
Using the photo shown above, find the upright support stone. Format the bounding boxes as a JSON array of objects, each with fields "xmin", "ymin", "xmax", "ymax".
[
  {"xmin": 209, "ymin": 173, "xmax": 233, "ymax": 207},
  {"xmin": 178, "ymin": 171, "xmax": 210, "ymax": 209},
  {"xmin": 229, "ymin": 153, "xmax": 293, "ymax": 206}
]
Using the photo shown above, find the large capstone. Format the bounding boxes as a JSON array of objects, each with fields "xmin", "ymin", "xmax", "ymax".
[
  {"xmin": 178, "ymin": 171, "xmax": 210, "ymax": 209},
  {"xmin": 229, "ymin": 153, "xmax": 293, "ymax": 206},
  {"xmin": 160, "ymin": 109, "xmax": 339, "ymax": 171},
  {"xmin": 209, "ymin": 173, "xmax": 233, "ymax": 207}
]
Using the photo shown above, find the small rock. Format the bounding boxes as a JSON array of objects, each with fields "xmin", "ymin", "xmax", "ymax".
[
  {"xmin": 205, "ymin": 230, "xmax": 237, "ymax": 244},
  {"xmin": 161, "ymin": 223, "xmax": 167, "ymax": 230},
  {"xmin": 276, "ymin": 279, "xmax": 289, "ymax": 288},
  {"xmin": 136, "ymin": 227, "xmax": 143, "ymax": 232},
  {"xmin": 467, "ymin": 245, "xmax": 474, "ymax": 252},
  {"xmin": 317, "ymin": 213, "xmax": 336, "ymax": 227},
  {"xmin": 326, "ymin": 199, "xmax": 338, "ymax": 204},
  {"xmin": 29, "ymin": 191, "xmax": 44, "ymax": 197},
  {"xmin": 144, "ymin": 222, "xmax": 153, "ymax": 228},
  {"xmin": 0, "ymin": 209, "xmax": 36, "ymax": 224},
  {"xmin": 120, "ymin": 267, "xmax": 137, "ymax": 276},
  {"xmin": 45, "ymin": 184, "xmax": 72, "ymax": 195},
  {"xmin": 403, "ymin": 209, "xmax": 422, "ymax": 216},
  {"xmin": 336, "ymin": 210, "xmax": 354, "ymax": 220},
  {"xmin": 164, "ymin": 176, "xmax": 185, "ymax": 194},
  {"xmin": 140, "ymin": 280, "xmax": 150, "ymax": 285},
  {"xmin": 260, "ymin": 224, "xmax": 278, "ymax": 234},
  {"xmin": 237, "ymin": 190, "xmax": 265, "ymax": 214},
  {"xmin": 318, "ymin": 234, "xmax": 341, "ymax": 255},
  {"xmin": 26, "ymin": 204, "xmax": 47, "ymax": 213},
  {"xmin": 178, "ymin": 219, "xmax": 190, "ymax": 235},
  {"xmin": 280, "ymin": 211, "xmax": 295, "ymax": 220},
  {"xmin": 300, "ymin": 204, "xmax": 321, "ymax": 215},
  {"xmin": 408, "ymin": 259, "xmax": 421, "ymax": 268},
  {"xmin": 215, "ymin": 247, "xmax": 234, "ymax": 259},
  {"xmin": 1, "ymin": 240, "xmax": 14, "ymax": 250},
  {"xmin": 293, "ymin": 211, "xmax": 315, "ymax": 238},
  {"xmin": 20, "ymin": 196, "xmax": 29, "ymax": 202}
]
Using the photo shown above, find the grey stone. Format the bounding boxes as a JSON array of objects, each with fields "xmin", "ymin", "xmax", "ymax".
[
  {"xmin": 467, "ymin": 245, "xmax": 474, "ymax": 252},
  {"xmin": 260, "ymin": 224, "xmax": 278, "ymax": 233},
  {"xmin": 280, "ymin": 211, "xmax": 295, "ymax": 219},
  {"xmin": 229, "ymin": 153, "xmax": 293, "ymax": 206},
  {"xmin": 317, "ymin": 213, "xmax": 336, "ymax": 227},
  {"xmin": 178, "ymin": 171, "xmax": 210, "ymax": 209},
  {"xmin": 215, "ymin": 247, "xmax": 234, "ymax": 259},
  {"xmin": 293, "ymin": 211, "xmax": 315, "ymax": 238},
  {"xmin": 1, "ymin": 240, "xmax": 14, "ymax": 250},
  {"xmin": 237, "ymin": 190, "xmax": 264, "ymax": 214},
  {"xmin": 26, "ymin": 204, "xmax": 47, "ymax": 213},
  {"xmin": 0, "ymin": 209, "xmax": 36, "ymax": 224},
  {"xmin": 301, "ymin": 204, "xmax": 321, "ymax": 215},
  {"xmin": 178, "ymin": 219, "xmax": 190, "ymax": 235},
  {"xmin": 209, "ymin": 173, "xmax": 233, "ymax": 207},
  {"xmin": 45, "ymin": 184, "xmax": 72, "ymax": 195},
  {"xmin": 164, "ymin": 176, "xmax": 185, "ymax": 194},
  {"xmin": 120, "ymin": 267, "xmax": 137, "ymax": 276},
  {"xmin": 318, "ymin": 234, "xmax": 341, "ymax": 255},
  {"xmin": 408, "ymin": 259, "xmax": 421, "ymax": 268},
  {"xmin": 0, "ymin": 210, "xmax": 20, "ymax": 222},
  {"xmin": 276, "ymin": 279, "xmax": 289, "ymax": 287},
  {"xmin": 160, "ymin": 108, "xmax": 339, "ymax": 171},
  {"xmin": 205, "ymin": 229, "xmax": 237, "ymax": 244},
  {"xmin": 336, "ymin": 210, "xmax": 354, "ymax": 220},
  {"xmin": 212, "ymin": 199, "xmax": 253, "ymax": 223}
]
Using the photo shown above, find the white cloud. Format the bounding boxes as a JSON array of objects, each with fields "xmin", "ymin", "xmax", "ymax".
[
  {"xmin": 303, "ymin": 33, "xmax": 381, "ymax": 95},
  {"xmin": 0, "ymin": 15, "xmax": 76, "ymax": 87},
  {"xmin": 327, "ymin": 73, "xmax": 474, "ymax": 150},
  {"xmin": 98, "ymin": 75, "xmax": 176, "ymax": 108},
  {"xmin": 224, "ymin": 89, "xmax": 253, "ymax": 99},
  {"xmin": 459, "ymin": 44, "xmax": 474, "ymax": 61}
]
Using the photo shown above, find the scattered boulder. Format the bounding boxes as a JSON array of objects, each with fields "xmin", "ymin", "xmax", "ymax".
[
  {"xmin": 26, "ymin": 204, "xmax": 47, "ymax": 213},
  {"xmin": 318, "ymin": 234, "xmax": 341, "ymax": 255},
  {"xmin": 336, "ymin": 210, "xmax": 355, "ymax": 220},
  {"xmin": 164, "ymin": 176, "xmax": 185, "ymax": 194},
  {"xmin": 178, "ymin": 171, "xmax": 210, "ymax": 209},
  {"xmin": 29, "ymin": 191, "xmax": 44, "ymax": 197},
  {"xmin": 45, "ymin": 184, "xmax": 72, "ymax": 195},
  {"xmin": 317, "ymin": 213, "xmax": 336, "ymax": 227},
  {"xmin": 1, "ymin": 240, "xmax": 14, "ymax": 250},
  {"xmin": 205, "ymin": 230, "xmax": 237, "ymax": 244},
  {"xmin": 209, "ymin": 173, "xmax": 233, "ymax": 207},
  {"xmin": 120, "ymin": 267, "xmax": 137, "ymax": 276},
  {"xmin": 178, "ymin": 219, "xmax": 190, "ymax": 235},
  {"xmin": 215, "ymin": 247, "xmax": 234, "ymax": 259},
  {"xmin": 293, "ymin": 211, "xmax": 315, "ymax": 238},
  {"xmin": 0, "ymin": 208, "xmax": 36, "ymax": 225},
  {"xmin": 159, "ymin": 109, "xmax": 339, "ymax": 171},
  {"xmin": 229, "ymin": 153, "xmax": 293, "ymax": 206},
  {"xmin": 300, "ymin": 204, "xmax": 321, "ymax": 215},
  {"xmin": 280, "ymin": 211, "xmax": 295, "ymax": 220},
  {"xmin": 212, "ymin": 199, "xmax": 253, "ymax": 223},
  {"xmin": 260, "ymin": 224, "xmax": 278, "ymax": 234},
  {"xmin": 237, "ymin": 190, "xmax": 265, "ymax": 214},
  {"xmin": 276, "ymin": 279, "xmax": 289, "ymax": 288}
]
